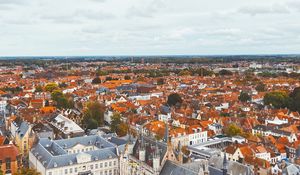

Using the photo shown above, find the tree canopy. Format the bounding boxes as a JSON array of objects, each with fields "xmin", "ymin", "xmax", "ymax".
[
  {"xmin": 263, "ymin": 91, "xmax": 289, "ymax": 109},
  {"xmin": 14, "ymin": 168, "xmax": 41, "ymax": 175},
  {"xmin": 92, "ymin": 77, "xmax": 101, "ymax": 84},
  {"xmin": 45, "ymin": 83, "xmax": 58, "ymax": 92},
  {"xmin": 219, "ymin": 69, "xmax": 233, "ymax": 76},
  {"xmin": 51, "ymin": 90, "xmax": 74, "ymax": 109},
  {"xmin": 224, "ymin": 123, "xmax": 243, "ymax": 137},
  {"xmin": 238, "ymin": 91, "xmax": 251, "ymax": 102},
  {"xmin": 255, "ymin": 82, "xmax": 266, "ymax": 92},
  {"xmin": 167, "ymin": 93, "xmax": 183, "ymax": 106},
  {"xmin": 83, "ymin": 101, "xmax": 105, "ymax": 129},
  {"xmin": 289, "ymin": 87, "xmax": 300, "ymax": 113},
  {"xmin": 110, "ymin": 113, "xmax": 128, "ymax": 137}
]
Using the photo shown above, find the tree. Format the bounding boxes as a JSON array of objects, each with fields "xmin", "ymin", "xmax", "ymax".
[
  {"xmin": 35, "ymin": 85, "xmax": 43, "ymax": 92},
  {"xmin": 224, "ymin": 124, "xmax": 242, "ymax": 137},
  {"xmin": 178, "ymin": 70, "xmax": 191, "ymax": 76},
  {"xmin": 83, "ymin": 101, "xmax": 105, "ymax": 129},
  {"xmin": 117, "ymin": 123, "xmax": 129, "ymax": 137},
  {"xmin": 51, "ymin": 90, "xmax": 73, "ymax": 109},
  {"xmin": 167, "ymin": 93, "xmax": 183, "ymax": 106},
  {"xmin": 105, "ymin": 77, "xmax": 113, "ymax": 81},
  {"xmin": 193, "ymin": 68, "xmax": 213, "ymax": 76},
  {"xmin": 238, "ymin": 91, "xmax": 251, "ymax": 102},
  {"xmin": 14, "ymin": 168, "xmax": 41, "ymax": 175},
  {"xmin": 59, "ymin": 82, "xmax": 68, "ymax": 88},
  {"xmin": 110, "ymin": 113, "xmax": 122, "ymax": 133},
  {"xmin": 96, "ymin": 69, "xmax": 108, "ymax": 76},
  {"xmin": 255, "ymin": 82, "xmax": 266, "ymax": 92},
  {"xmin": 219, "ymin": 69, "xmax": 233, "ymax": 76},
  {"xmin": 124, "ymin": 75, "xmax": 131, "ymax": 80},
  {"xmin": 92, "ymin": 77, "xmax": 101, "ymax": 84},
  {"xmin": 110, "ymin": 113, "xmax": 128, "ymax": 137},
  {"xmin": 45, "ymin": 83, "xmax": 58, "ymax": 92},
  {"xmin": 157, "ymin": 78, "xmax": 164, "ymax": 85},
  {"xmin": 264, "ymin": 91, "xmax": 290, "ymax": 109},
  {"xmin": 289, "ymin": 87, "xmax": 300, "ymax": 112}
]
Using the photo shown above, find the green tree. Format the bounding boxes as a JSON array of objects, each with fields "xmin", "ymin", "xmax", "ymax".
[
  {"xmin": 178, "ymin": 70, "xmax": 191, "ymax": 76},
  {"xmin": 96, "ymin": 69, "xmax": 108, "ymax": 76},
  {"xmin": 157, "ymin": 78, "xmax": 164, "ymax": 85},
  {"xmin": 289, "ymin": 87, "xmax": 300, "ymax": 112},
  {"xmin": 219, "ymin": 69, "xmax": 233, "ymax": 76},
  {"xmin": 124, "ymin": 75, "xmax": 131, "ymax": 80},
  {"xmin": 225, "ymin": 123, "xmax": 242, "ymax": 137},
  {"xmin": 83, "ymin": 101, "xmax": 105, "ymax": 129},
  {"xmin": 167, "ymin": 93, "xmax": 183, "ymax": 106},
  {"xmin": 264, "ymin": 91, "xmax": 290, "ymax": 109},
  {"xmin": 45, "ymin": 83, "xmax": 58, "ymax": 92},
  {"xmin": 51, "ymin": 90, "xmax": 73, "ymax": 109},
  {"xmin": 14, "ymin": 168, "xmax": 41, "ymax": 175},
  {"xmin": 59, "ymin": 82, "xmax": 68, "ymax": 88},
  {"xmin": 105, "ymin": 77, "xmax": 113, "ymax": 81},
  {"xmin": 35, "ymin": 85, "xmax": 43, "ymax": 92},
  {"xmin": 238, "ymin": 91, "xmax": 251, "ymax": 102},
  {"xmin": 110, "ymin": 113, "xmax": 128, "ymax": 136},
  {"xmin": 111, "ymin": 113, "xmax": 122, "ymax": 133},
  {"xmin": 255, "ymin": 82, "xmax": 266, "ymax": 92},
  {"xmin": 92, "ymin": 77, "xmax": 101, "ymax": 84}
]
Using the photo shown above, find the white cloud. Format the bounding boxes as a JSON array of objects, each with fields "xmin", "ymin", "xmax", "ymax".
[{"xmin": 0, "ymin": 0, "xmax": 299, "ymax": 56}]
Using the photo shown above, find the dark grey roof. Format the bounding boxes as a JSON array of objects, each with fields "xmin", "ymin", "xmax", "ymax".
[
  {"xmin": 160, "ymin": 160, "xmax": 198, "ymax": 175},
  {"xmin": 109, "ymin": 137, "xmax": 127, "ymax": 146},
  {"xmin": 209, "ymin": 156, "xmax": 254, "ymax": 175},
  {"xmin": 17, "ymin": 121, "xmax": 29, "ymax": 138},
  {"xmin": 30, "ymin": 135, "xmax": 119, "ymax": 169}
]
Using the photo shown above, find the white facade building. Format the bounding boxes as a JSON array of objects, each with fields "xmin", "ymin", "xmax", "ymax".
[{"xmin": 29, "ymin": 135, "xmax": 124, "ymax": 175}]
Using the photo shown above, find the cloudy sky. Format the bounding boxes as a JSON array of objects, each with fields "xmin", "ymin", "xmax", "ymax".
[{"xmin": 0, "ymin": 0, "xmax": 300, "ymax": 56}]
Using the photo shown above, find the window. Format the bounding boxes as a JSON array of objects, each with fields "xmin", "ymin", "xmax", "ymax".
[
  {"xmin": 95, "ymin": 164, "xmax": 98, "ymax": 169},
  {"xmin": 75, "ymin": 167, "xmax": 78, "ymax": 173},
  {"xmin": 113, "ymin": 161, "xmax": 116, "ymax": 166},
  {"xmin": 64, "ymin": 169, "xmax": 68, "ymax": 174},
  {"xmin": 48, "ymin": 172, "xmax": 52, "ymax": 175},
  {"xmin": 109, "ymin": 162, "xmax": 112, "ymax": 167},
  {"xmin": 91, "ymin": 164, "xmax": 94, "ymax": 169},
  {"xmin": 70, "ymin": 168, "xmax": 72, "ymax": 173},
  {"xmin": 109, "ymin": 170, "xmax": 112, "ymax": 175},
  {"xmin": 105, "ymin": 162, "xmax": 107, "ymax": 167},
  {"xmin": 5, "ymin": 158, "xmax": 11, "ymax": 170},
  {"xmin": 83, "ymin": 166, "xmax": 86, "ymax": 170},
  {"xmin": 100, "ymin": 163, "xmax": 103, "ymax": 168}
]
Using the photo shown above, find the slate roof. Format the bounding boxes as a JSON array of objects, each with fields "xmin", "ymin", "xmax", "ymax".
[
  {"xmin": 160, "ymin": 160, "xmax": 198, "ymax": 175},
  {"xmin": 17, "ymin": 121, "xmax": 29, "ymax": 138},
  {"xmin": 30, "ymin": 135, "xmax": 124, "ymax": 169}
]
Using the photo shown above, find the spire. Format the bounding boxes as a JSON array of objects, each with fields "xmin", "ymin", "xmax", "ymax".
[
  {"xmin": 223, "ymin": 152, "xmax": 228, "ymax": 175},
  {"xmin": 127, "ymin": 119, "xmax": 132, "ymax": 144},
  {"xmin": 139, "ymin": 126, "xmax": 144, "ymax": 150},
  {"xmin": 178, "ymin": 141, "xmax": 183, "ymax": 163},
  {"xmin": 154, "ymin": 140, "xmax": 160, "ymax": 158},
  {"xmin": 163, "ymin": 120, "xmax": 169, "ymax": 143}
]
